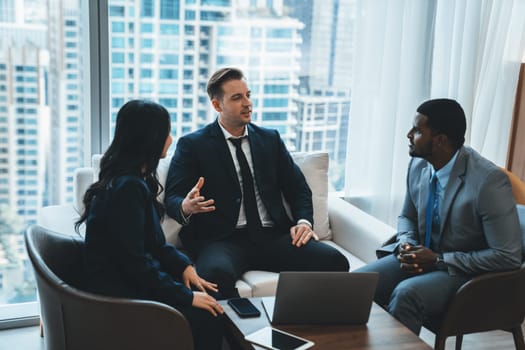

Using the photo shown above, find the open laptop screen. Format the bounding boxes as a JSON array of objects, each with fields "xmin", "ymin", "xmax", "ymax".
[{"xmin": 262, "ymin": 271, "xmax": 379, "ymax": 325}]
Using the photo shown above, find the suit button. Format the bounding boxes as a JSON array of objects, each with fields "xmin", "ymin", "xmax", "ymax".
[{"xmin": 236, "ymin": 198, "xmax": 241, "ymax": 204}]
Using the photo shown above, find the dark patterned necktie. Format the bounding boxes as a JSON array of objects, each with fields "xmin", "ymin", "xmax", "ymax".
[{"xmin": 229, "ymin": 137, "xmax": 263, "ymax": 241}]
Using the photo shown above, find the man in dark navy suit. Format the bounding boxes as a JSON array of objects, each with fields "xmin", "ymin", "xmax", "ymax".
[{"xmin": 165, "ymin": 67, "xmax": 349, "ymax": 298}]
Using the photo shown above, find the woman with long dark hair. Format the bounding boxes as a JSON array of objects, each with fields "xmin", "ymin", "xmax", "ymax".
[{"xmin": 76, "ymin": 100, "xmax": 224, "ymax": 349}]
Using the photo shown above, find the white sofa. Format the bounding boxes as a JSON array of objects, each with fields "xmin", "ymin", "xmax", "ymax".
[{"xmin": 37, "ymin": 152, "xmax": 395, "ymax": 297}]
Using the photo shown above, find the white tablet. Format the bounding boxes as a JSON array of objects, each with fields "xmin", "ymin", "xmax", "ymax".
[{"xmin": 244, "ymin": 326, "xmax": 314, "ymax": 350}]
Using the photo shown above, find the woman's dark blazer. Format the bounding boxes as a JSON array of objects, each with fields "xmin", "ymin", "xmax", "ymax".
[{"xmin": 84, "ymin": 175, "xmax": 193, "ymax": 307}]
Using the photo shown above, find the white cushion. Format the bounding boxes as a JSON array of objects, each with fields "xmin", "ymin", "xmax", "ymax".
[
  {"xmin": 92, "ymin": 154, "xmax": 102, "ymax": 176},
  {"xmin": 73, "ymin": 167, "xmax": 95, "ymax": 214},
  {"xmin": 38, "ymin": 205, "xmax": 84, "ymax": 237},
  {"xmin": 242, "ymin": 271, "xmax": 279, "ymax": 297},
  {"xmin": 287, "ymin": 152, "xmax": 331, "ymax": 240},
  {"xmin": 328, "ymin": 196, "xmax": 396, "ymax": 264},
  {"xmin": 156, "ymin": 157, "xmax": 170, "ymax": 202},
  {"xmin": 235, "ymin": 280, "xmax": 253, "ymax": 298},
  {"xmin": 162, "ymin": 216, "xmax": 183, "ymax": 247},
  {"xmin": 157, "ymin": 158, "xmax": 183, "ymax": 246}
]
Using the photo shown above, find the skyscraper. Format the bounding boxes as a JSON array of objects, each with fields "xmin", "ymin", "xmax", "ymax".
[
  {"xmin": 284, "ymin": 0, "xmax": 355, "ymax": 91},
  {"xmin": 0, "ymin": 33, "xmax": 48, "ymax": 303},
  {"xmin": 47, "ymin": 0, "xmax": 85, "ymax": 205},
  {"xmin": 294, "ymin": 92, "xmax": 349, "ymax": 190},
  {"xmin": 0, "ymin": 0, "xmax": 17, "ymax": 23},
  {"xmin": 0, "ymin": 2, "xmax": 48, "ymax": 226},
  {"xmin": 0, "ymin": 0, "xmax": 85, "ymax": 305},
  {"xmin": 108, "ymin": 0, "xmax": 302, "ymax": 149},
  {"xmin": 284, "ymin": 0, "xmax": 355, "ymax": 190}
]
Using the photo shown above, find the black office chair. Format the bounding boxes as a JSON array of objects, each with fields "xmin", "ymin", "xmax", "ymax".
[{"xmin": 25, "ymin": 224, "xmax": 194, "ymax": 350}]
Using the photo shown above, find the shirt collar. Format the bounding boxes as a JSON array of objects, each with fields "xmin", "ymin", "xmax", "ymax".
[
  {"xmin": 218, "ymin": 120, "xmax": 248, "ymax": 140},
  {"xmin": 430, "ymin": 150, "xmax": 460, "ymax": 189}
]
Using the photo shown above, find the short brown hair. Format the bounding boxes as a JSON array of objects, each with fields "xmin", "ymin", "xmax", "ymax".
[{"xmin": 206, "ymin": 67, "xmax": 245, "ymax": 100}]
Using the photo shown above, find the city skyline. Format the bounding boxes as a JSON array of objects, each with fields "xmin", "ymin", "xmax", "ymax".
[{"xmin": 0, "ymin": 0, "xmax": 355, "ymax": 306}]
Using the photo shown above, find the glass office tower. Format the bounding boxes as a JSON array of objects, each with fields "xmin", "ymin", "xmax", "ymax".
[
  {"xmin": 108, "ymin": 0, "xmax": 302, "ymax": 148},
  {"xmin": 0, "ymin": 39, "xmax": 48, "ymax": 305},
  {"xmin": 47, "ymin": 0, "xmax": 85, "ymax": 205},
  {"xmin": 0, "ymin": 0, "xmax": 84, "ymax": 305},
  {"xmin": 0, "ymin": 3, "xmax": 48, "ymax": 227},
  {"xmin": 284, "ymin": 0, "xmax": 355, "ymax": 190}
]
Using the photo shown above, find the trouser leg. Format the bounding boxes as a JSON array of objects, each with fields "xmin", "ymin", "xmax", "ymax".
[
  {"xmin": 256, "ymin": 233, "xmax": 350, "ymax": 272},
  {"xmin": 388, "ymin": 270, "xmax": 469, "ymax": 334},
  {"xmin": 354, "ymin": 254, "xmax": 411, "ymax": 307},
  {"xmin": 194, "ymin": 238, "xmax": 250, "ymax": 299}
]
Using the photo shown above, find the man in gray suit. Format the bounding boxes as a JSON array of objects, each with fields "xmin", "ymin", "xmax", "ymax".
[{"xmin": 357, "ymin": 98, "xmax": 522, "ymax": 334}]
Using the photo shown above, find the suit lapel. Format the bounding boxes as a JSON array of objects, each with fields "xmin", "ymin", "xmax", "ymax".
[
  {"xmin": 439, "ymin": 148, "xmax": 467, "ymax": 235},
  {"xmin": 246, "ymin": 124, "xmax": 264, "ymax": 185},
  {"xmin": 209, "ymin": 120, "xmax": 239, "ymax": 185}
]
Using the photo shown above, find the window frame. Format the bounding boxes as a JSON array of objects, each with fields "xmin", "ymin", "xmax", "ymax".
[{"xmin": 89, "ymin": 0, "xmax": 110, "ymax": 157}]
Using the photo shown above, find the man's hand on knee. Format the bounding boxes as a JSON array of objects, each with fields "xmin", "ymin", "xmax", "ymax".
[{"xmin": 290, "ymin": 223, "xmax": 319, "ymax": 247}]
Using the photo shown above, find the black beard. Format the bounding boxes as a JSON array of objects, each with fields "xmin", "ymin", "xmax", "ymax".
[{"xmin": 409, "ymin": 141, "xmax": 433, "ymax": 158}]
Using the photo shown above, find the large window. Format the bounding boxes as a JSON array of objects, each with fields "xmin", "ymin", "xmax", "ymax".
[
  {"xmin": 0, "ymin": 0, "xmax": 88, "ymax": 322},
  {"xmin": 106, "ymin": 0, "xmax": 355, "ymax": 192},
  {"xmin": 0, "ymin": 0, "xmax": 355, "ymax": 322}
]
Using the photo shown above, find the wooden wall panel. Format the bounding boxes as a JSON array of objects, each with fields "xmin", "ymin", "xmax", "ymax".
[{"xmin": 507, "ymin": 63, "xmax": 525, "ymax": 181}]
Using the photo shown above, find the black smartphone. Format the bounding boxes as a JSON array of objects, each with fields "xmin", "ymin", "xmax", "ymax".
[{"xmin": 227, "ymin": 297, "xmax": 261, "ymax": 318}]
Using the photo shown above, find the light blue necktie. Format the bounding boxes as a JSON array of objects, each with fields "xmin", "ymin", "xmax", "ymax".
[{"xmin": 424, "ymin": 174, "xmax": 438, "ymax": 247}]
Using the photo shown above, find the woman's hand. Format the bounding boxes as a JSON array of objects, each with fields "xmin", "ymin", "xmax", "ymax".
[
  {"xmin": 192, "ymin": 292, "xmax": 224, "ymax": 316},
  {"xmin": 182, "ymin": 265, "xmax": 219, "ymax": 293}
]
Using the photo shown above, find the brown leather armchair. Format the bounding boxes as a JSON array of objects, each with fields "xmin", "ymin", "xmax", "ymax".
[{"xmin": 25, "ymin": 224, "xmax": 194, "ymax": 350}]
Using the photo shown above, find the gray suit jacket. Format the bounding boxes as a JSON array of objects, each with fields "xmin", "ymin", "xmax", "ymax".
[{"xmin": 397, "ymin": 146, "xmax": 522, "ymax": 275}]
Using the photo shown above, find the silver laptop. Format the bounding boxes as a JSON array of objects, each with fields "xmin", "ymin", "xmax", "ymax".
[{"xmin": 262, "ymin": 271, "xmax": 379, "ymax": 325}]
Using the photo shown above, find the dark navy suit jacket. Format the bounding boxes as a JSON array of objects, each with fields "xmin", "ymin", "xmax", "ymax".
[
  {"xmin": 164, "ymin": 120, "xmax": 313, "ymax": 252},
  {"xmin": 84, "ymin": 175, "xmax": 194, "ymax": 307}
]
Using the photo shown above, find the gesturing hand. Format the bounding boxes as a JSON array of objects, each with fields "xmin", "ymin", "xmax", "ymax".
[
  {"xmin": 182, "ymin": 265, "xmax": 219, "ymax": 294},
  {"xmin": 290, "ymin": 223, "xmax": 319, "ymax": 247},
  {"xmin": 192, "ymin": 292, "xmax": 224, "ymax": 316},
  {"xmin": 181, "ymin": 177, "xmax": 215, "ymax": 216},
  {"xmin": 397, "ymin": 244, "xmax": 438, "ymax": 274}
]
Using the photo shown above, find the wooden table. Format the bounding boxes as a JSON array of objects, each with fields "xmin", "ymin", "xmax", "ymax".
[{"xmin": 219, "ymin": 298, "xmax": 432, "ymax": 349}]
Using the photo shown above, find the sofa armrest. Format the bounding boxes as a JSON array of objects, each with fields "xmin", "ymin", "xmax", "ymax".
[
  {"xmin": 38, "ymin": 205, "xmax": 83, "ymax": 237},
  {"xmin": 74, "ymin": 167, "xmax": 95, "ymax": 213},
  {"xmin": 328, "ymin": 196, "xmax": 396, "ymax": 264}
]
